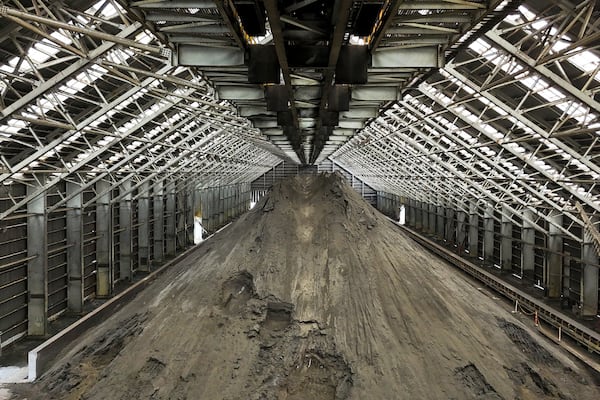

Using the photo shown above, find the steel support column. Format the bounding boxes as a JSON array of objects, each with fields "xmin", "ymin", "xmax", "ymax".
[
  {"xmin": 119, "ymin": 180, "xmax": 133, "ymax": 282},
  {"xmin": 194, "ymin": 185, "xmax": 203, "ymax": 243},
  {"xmin": 153, "ymin": 180, "xmax": 165, "ymax": 264},
  {"xmin": 224, "ymin": 186, "xmax": 229, "ymax": 222},
  {"xmin": 421, "ymin": 201, "xmax": 429, "ymax": 233},
  {"xmin": 413, "ymin": 199, "xmax": 420, "ymax": 228},
  {"xmin": 581, "ymin": 221, "xmax": 599, "ymax": 317},
  {"xmin": 203, "ymin": 189, "xmax": 211, "ymax": 232},
  {"xmin": 415, "ymin": 200, "xmax": 423, "ymax": 230},
  {"xmin": 429, "ymin": 203, "xmax": 436, "ymax": 234},
  {"xmin": 233, "ymin": 186, "xmax": 238, "ymax": 219},
  {"xmin": 165, "ymin": 180, "xmax": 177, "ymax": 257},
  {"xmin": 138, "ymin": 182, "xmax": 150, "ymax": 272},
  {"xmin": 421, "ymin": 201, "xmax": 429, "ymax": 232},
  {"xmin": 547, "ymin": 213, "xmax": 563, "ymax": 298},
  {"xmin": 66, "ymin": 181, "xmax": 84, "ymax": 314},
  {"xmin": 211, "ymin": 187, "xmax": 218, "ymax": 231},
  {"xmin": 468, "ymin": 202, "xmax": 478, "ymax": 257},
  {"xmin": 226, "ymin": 186, "xmax": 230, "ymax": 223},
  {"xmin": 176, "ymin": 187, "xmax": 186, "ymax": 250},
  {"xmin": 27, "ymin": 176, "xmax": 48, "ymax": 336},
  {"xmin": 522, "ymin": 209, "xmax": 535, "ymax": 281},
  {"xmin": 96, "ymin": 180, "xmax": 113, "ymax": 298},
  {"xmin": 424, "ymin": 203, "xmax": 431, "ymax": 232},
  {"xmin": 204, "ymin": 188, "xmax": 215, "ymax": 232},
  {"xmin": 501, "ymin": 204, "xmax": 512, "ymax": 272},
  {"xmin": 219, "ymin": 186, "xmax": 225, "ymax": 227},
  {"xmin": 227, "ymin": 186, "xmax": 233, "ymax": 221},
  {"xmin": 436, "ymin": 205, "xmax": 445, "ymax": 239},
  {"xmin": 456, "ymin": 205, "xmax": 466, "ymax": 255},
  {"xmin": 484, "ymin": 204, "xmax": 494, "ymax": 264},
  {"xmin": 204, "ymin": 189, "xmax": 211, "ymax": 232},
  {"xmin": 407, "ymin": 199, "xmax": 415, "ymax": 227},
  {"xmin": 186, "ymin": 187, "xmax": 194, "ymax": 246},
  {"xmin": 444, "ymin": 207, "xmax": 454, "ymax": 243}
]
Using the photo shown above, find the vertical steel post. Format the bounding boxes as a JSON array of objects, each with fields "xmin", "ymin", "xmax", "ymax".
[
  {"xmin": 468, "ymin": 201, "xmax": 479, "ymax": 257},
  {"xmin": 422, "ymin": 201, "xmax": 429, "ymax": 232},
  {"xmin": 27, "ymin": 175, "xmax": 48, "ymax": 336},
  {"xmin": 138, "ymin": 181, "xmax": 150, "ymax": 272},
  {"xmin": 484, "ymin": 204, "xmax": 494, "ymax": 263},
  {"xmin": 407, "ymin": 199, "xmax": 415, "ymax": 227},
  {"xmin": 96, "ymin": 180, "xmax": 113, "ymax": 298},
  {"xmin": 219, "ymin": 186, "xmax": 225, "ymax": 227},
  {"xmin": 581, "ymin": 218, "xmax": 599, "ymax": 317},
  {"xmin": 153, "ymin": 180, "xmax": 164, "ymax": 264},
  {"xmin": 415, "ymin": 200, "xmax": 422, "ymax": 230},
  {"xmin": 456, "ymin": 204, "xmax": 466, "ymax": 254},
  {"xmin": 186, "ymin": 186, "xmax": 194, "ymax": 246},
  {"xmin": 176, "ymin": 185, "xmax": 185, "ymax": 250},
  {"xmin": 206, "ymin": 188, "xmax": 212, "ymax": 232},
  {"xmin": 165, "ymin": 180, "xmax": 176, "ymax": 257},
  {"xmin": 119, "ymin": 180, "xmax": 133, "ymax": 281},
  {"xmin": 547, "ymin": 213, "xmax": 563, "ymax": 298},
  {"xmin": 444, "ymin": 207, "xmax": 455, "ymax": 243},
  {"xmin": 436, "ymin": 204, "xmax": 445, "ymax": 239},
  {"xmin": 429, "ymin": 203, "xmax": 436, "ymax": 234},
  {"xmin": 66, "ymin": 181, "xmax": 84, "ymax": 313},
  {"xmin": 522, "ymin": 209, "xmax": 535, "ymax": 280},
  {"xmin": 500, "ymin": 204, "xmax": 512, "ymax": 272}
]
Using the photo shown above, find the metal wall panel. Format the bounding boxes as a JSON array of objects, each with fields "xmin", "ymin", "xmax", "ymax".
[
  {"xmin": 83, "ymin": 190, "xmax": 97, "ymax": 300},
  {"xmin": 46, "ymin": 183, "xmax": 68, "ymax": 319},
  {"xmin": 0, "ymin": 183, "xmax": 28, "ymax": 344}
]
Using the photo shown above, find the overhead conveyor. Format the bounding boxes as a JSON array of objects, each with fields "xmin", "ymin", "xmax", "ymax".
[{"xmin": 127, "ymin": 0, "xmax": 506, "ymax": 164}]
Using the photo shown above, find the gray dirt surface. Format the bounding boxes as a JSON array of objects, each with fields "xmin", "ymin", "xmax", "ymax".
[{"xmin": 9, "ymin": 173, "xmax": 600, "ymax": 399}]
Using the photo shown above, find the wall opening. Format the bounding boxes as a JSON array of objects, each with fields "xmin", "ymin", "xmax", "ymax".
[{"xmin": 194, "ymin": 211, "xmax": 203, "ymax": 244}]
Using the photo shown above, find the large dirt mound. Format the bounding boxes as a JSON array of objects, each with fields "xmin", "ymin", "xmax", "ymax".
[{"xmin": 12, "ymin": 173, "xmax": 600, "ymax": 399}]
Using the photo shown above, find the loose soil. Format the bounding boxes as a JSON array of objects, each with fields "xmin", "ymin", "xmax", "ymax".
[{"xmin": 9, "ymin": 173, "xmax": 600, "ymax": 399}]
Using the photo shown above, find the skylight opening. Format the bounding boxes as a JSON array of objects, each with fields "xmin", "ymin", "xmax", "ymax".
[
  {"xmin": 349, "ymin": 35, "xmax": 367, "ymax": 45},
  {"xmin": 468, "ymin": 38, "xmax": 491, "ymax": 55},
  {"xmin": 506, "ymin": 5, "xmax": 600, "ymax": 84},
  {"xmin": 416, "ymin": 81, "xmax": 575, "ymax": 196},
  {"xmin": 86, "ymin": 1, "xmax": 123, "ymax": 20},
  {"xmin": 453, "ymin": 37, "xmax": 599, "ymax": 168}
]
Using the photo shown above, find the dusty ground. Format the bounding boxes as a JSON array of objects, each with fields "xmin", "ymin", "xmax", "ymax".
[{"xmin": 9, "ymin": 173, "xmax": 600, "ymax": 399}]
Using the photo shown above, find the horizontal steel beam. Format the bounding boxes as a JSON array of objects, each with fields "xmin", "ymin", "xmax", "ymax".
[
  {"xmin": 372, "ymin": 46, "xmax": 443, "ymax": 68},
  {"xmin": 174, "ymin": 44, "xmax": 244, "ymax": 66},
  {"xmin": 352, "ymin": 86, "xmax": 398, "ymax": 101},
  {"xmin": 217, "ymin": 86, "xmax": 265, "ymax": 100}
]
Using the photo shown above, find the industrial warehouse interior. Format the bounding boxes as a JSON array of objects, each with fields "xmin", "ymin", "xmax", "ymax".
[{"xmin": 0, "ymin": 0, "xmax": 599, "ymax": 399}]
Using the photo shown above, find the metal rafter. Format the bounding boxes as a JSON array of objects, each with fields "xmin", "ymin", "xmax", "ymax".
[
  {"xmin": 416, "ymin": 77, "xmax": 598, "ymax": 215},
  {"xmin": 332, "ymin": 0, "xmax": 599, "ymax": 244},
  {"xmin": 0, "ymin": 0, "xmax": 282, "ymax": 223}
]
